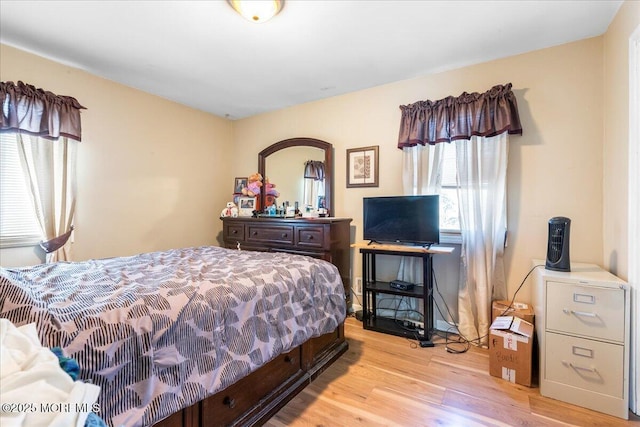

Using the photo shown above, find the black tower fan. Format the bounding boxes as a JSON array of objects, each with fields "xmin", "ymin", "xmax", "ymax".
[{"xmin": 546, "ymin": 217, "xmax": 571, "ymax": 272}]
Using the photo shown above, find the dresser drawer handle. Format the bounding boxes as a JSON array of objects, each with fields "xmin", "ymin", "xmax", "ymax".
[
  {"xmin": 284, "ymin": 355, "xmax": 295, "ymax": 364},
  {"xmin": 307, "ymin": 235, "xmax": 313, "ymax": 240},
  {"xmin": 231, "ymin": 230, "xmax": 238, "ymax": 234},
  {"xmin": 563, "ymin": 309, "xmax": 597, "ymax": 318},
  {"xmin": 252, "ymin": 231, "xmax": 258, "ymax": 236},
  {"xmin": 223, "ymin": 396, "xmax": 236, "ymax": 409},
  {"xmin": 282, "ymin": 233, "xmax": 288, "ymax": 238}
]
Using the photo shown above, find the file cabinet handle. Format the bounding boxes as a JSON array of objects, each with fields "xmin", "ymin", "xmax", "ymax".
[
  {"xmin": 564, "ymin": 361, "xmax": 598, "ymax": 373},
  {"xmin": 563, "ymin": 309, "xmax": 597, "ymax": 318}
]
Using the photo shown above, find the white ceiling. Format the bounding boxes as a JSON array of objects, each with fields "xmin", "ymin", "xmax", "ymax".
[{"xmin": 0, "ymin": 0, "xmax": 623, "ymax": 120}]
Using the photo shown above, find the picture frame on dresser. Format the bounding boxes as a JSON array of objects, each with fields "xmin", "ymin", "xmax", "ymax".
[
  {"xmin": 238, "ymin": 196, "xmax": 256, "ymax": 216},
  {"xmin": 234, "ymin": 177, "xmax": 248, "ymax": 194}
]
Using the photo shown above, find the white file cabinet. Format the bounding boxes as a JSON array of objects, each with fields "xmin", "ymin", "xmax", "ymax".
[{"xmin": 532, "ymin": 261, "xmax": 630, "ymax": 419}]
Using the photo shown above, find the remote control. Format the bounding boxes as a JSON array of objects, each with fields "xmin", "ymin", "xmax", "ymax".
[{"xmin": 389, "ymin": 280, "xmax": 415, "ymax": 291}]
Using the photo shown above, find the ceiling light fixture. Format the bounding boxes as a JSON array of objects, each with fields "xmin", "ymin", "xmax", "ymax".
[{"xmin": 227, "ymin": 0, "xmax": 284, "ymax": 23}]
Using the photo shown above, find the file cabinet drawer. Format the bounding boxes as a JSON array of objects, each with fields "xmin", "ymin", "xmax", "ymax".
[
  {"xmin": 545, "ymin": 332, "xmax": 624, "ymax": 398},
  {"xmin": 546, "ymin": 281, "xmax": 625, "ymax": 342}
]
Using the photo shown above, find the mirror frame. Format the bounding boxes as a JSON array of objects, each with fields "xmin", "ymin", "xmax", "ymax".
[{"xmin": 258, "ymin": 137, "xmax": 333, "ymax": 215}]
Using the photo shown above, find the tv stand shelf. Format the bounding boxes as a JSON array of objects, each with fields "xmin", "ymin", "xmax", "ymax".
[
  {"xmin": 367, "ymin": 281, "xmax": 424, "ymax": 298},
  {"xmin": 351, "ymin": 242, "xmax": 454, "ymax": 346}
]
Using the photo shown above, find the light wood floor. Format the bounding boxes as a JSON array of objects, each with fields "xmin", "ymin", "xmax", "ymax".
[{"xmin": 265, "ymin": 316, "xmax": 639, "ymax": 427}]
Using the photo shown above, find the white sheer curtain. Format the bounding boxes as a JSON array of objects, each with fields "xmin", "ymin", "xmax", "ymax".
[
  {"xmin": 17, "ymin": 134, "xmax": 77, "ymax": 262},
  {"xmin": 303, "ymin": 179, "xmax": 324, "ymax": 209},
  {"xmin": 397, "ymin": 83, "xmax": 518, "ymax": 344},
  {"xmin": 397, "ymin": 144, "xmax": 444, "ymax": 322},
  {"xmin": 455, "ymin": 133, "xmax": 508, "ymax": 346},
  {"xmin": 303, "ymin": 160, "xmax": 325, "ymax": 210},
  {"xmin": 400, "ymin": 134, "xmax": 508, "ymax": 345},
  {"xmin": 401, "ymin": 143, "xmax": 444, "ymax": 197}
]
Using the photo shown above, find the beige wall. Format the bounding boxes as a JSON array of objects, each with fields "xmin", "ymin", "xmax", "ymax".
[
  {"xmin": 603, "ymin": 0, "xmax": 640, "ymax": 281},
  {"xmin": 232, "ymin": 36, "xmax": 606, "ymax": 304},
  {"xmin": 1, "ymin": 7, "xmax": 629, "ymax": 306},
  {"xmin": 0, "ymin": 44, "xmax": 234, "ymax": 266}
]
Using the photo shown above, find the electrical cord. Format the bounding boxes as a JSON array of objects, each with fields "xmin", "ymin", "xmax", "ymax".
[
  {"xmin": 430, "ymin": 263, "xmax": 544, "ymax": 352},
  {"xmin": 354, "ymin": 263, "xmax": 543, "ymax": 351},
  {"xmin": 366, "ymin": 295, "xmax": 427, "ymax": 344},
  {"xmin": 495, "ymin": 264, "xmax": 544, "ymax": 317},
  {"xmin": 350, "ymin": 286, "xmax": 364, "ymax": 313},
  {"xmin": 431, "ymin": 269, "xmax": 474, "ymax": 351}
]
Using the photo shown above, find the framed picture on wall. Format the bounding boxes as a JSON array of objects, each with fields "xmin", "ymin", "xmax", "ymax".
[
  {"xmin": 346, "ymin": 146, "xmax": 379, "ymax": 188},
  {"xmin": 238, "ymin": 196, "xmax": 256, "ymax": 216},
  {"xmin": 234, "ymin": 177, "xmax": 248, "ymax": 194}
]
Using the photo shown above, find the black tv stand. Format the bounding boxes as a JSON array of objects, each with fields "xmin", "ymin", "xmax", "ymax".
[{"xmin": 351, "ymin": 241, "xmax": 454, "ymax": 346}]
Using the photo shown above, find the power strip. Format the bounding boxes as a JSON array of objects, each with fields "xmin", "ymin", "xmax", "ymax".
[{"xmin": 401, "ymin": 320, "xmax": 422, "ymax": 330}]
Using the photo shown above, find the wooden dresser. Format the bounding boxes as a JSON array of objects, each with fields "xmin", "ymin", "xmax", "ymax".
[{"xmin": 221, "ymin": 216, "xmax": 352, "ymax": 304}]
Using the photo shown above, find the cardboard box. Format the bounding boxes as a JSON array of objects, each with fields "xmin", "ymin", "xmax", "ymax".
[
  {"xmin": 492, "ymin": 300, "xmax": 534, "ymax": 324},
  {"xmin": 489, "ymin": 316, "xmax": 534, "ymax": 387}
]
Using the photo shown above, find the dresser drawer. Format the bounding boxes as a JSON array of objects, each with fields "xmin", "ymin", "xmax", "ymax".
[
  {"xmin": 545, "ymin": 332, "xmax": 624, "ymax": 398},
  {"xmin": 306, "ymin": 327, "xmax": 339, "ymax": 365},
  {"xmin": 224, "ymin": 224, "xmax": 245, "ymax": 241},
  {"xmin": 200, "ymin": 346, "xmax": 302, "ymax": 425},
  {"xmin": 246, "ymin": 225, "xmax": 294, "ymax": 245},
  {"xmin": 546, "ymin": 281, "xmax": 625, "ymax": 342},
  {"xmin": 295, "ymin": 226, "xmax": 325, "ymax": 248}
]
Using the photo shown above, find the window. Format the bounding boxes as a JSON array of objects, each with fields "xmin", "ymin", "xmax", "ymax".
[
  {"xmin": 440, "ymin": 142, "xmax": 460, "ymax": 232},
  {"xmin": 0, "ymin": 132, "xmax": 42, "ymax": 247}
]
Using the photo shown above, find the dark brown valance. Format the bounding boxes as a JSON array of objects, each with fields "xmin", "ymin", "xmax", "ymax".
[
  {"xmin": 0, "ymin": 80, "xmax": 86, "ymax": 142},
  {"xmin": 304, "ymin": 160, "xmax": 325, "ymax": 181},
  {"xmin": 397, "ymin": 83, "xmax": 522, "ymax": 148}
]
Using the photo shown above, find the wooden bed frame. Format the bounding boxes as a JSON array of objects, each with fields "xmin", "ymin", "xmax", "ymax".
[{"xmin": 154, "ymin": 323, "xmax": 347, "ymax": 427}]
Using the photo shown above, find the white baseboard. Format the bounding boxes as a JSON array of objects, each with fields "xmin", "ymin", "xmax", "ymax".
[{"xmin": 435, "ymin": 319, "xmax": 459, "ymax": 334}]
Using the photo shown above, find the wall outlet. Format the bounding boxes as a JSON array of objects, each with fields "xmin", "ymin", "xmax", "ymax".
[{"xmin": 354, "ymin": 277, "xmax": 363, "ymax": 295}]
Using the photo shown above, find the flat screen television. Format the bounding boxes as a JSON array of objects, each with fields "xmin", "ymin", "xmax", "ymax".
[{"xmin": 363, "ymin": 195, "xmax": 439, "ymax": 246}]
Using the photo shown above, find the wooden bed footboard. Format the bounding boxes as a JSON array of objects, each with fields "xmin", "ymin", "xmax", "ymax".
[{"xmin": 154, "ymin": 323, "xmax": 347, "ymax": 427}]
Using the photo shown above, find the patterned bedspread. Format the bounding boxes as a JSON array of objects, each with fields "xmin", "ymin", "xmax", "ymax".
[{"xmin": 0, "ymin": 246, "xmax": 346, "ymax": 427}]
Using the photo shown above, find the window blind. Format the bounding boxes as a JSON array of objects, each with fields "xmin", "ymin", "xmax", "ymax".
[
  {"xmin": 440, "ymin": 143, "xmax": 460, "ymax": 231},
  {"xmin": 0, "ymin": 132, "xmax": 42, "ymax": 246}
]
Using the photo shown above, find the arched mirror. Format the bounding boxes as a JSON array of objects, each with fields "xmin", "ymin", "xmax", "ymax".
[{"xmin": 258, "ymin": 137, "xmax": 333, "ymax": 215}]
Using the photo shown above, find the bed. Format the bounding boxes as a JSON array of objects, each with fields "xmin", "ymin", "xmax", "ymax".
[{"xmin": 0, "ymin": 245, "xmax": 348, "ymax": 427}]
